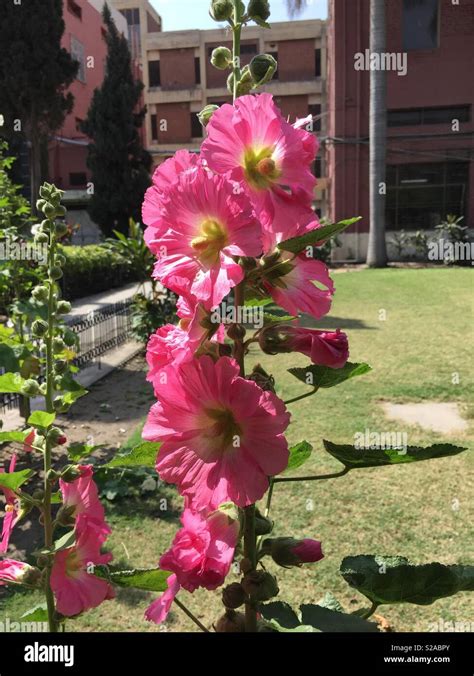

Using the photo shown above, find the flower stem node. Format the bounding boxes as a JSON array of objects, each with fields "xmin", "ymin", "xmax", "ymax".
[
  {"xmin": 241, "ymin": 570, "xmax": 279, "ymax": 602},
  {"xmin": 46, "ymin": 468, "xmax": 61, "ymax": 483},
  {"xmin": 209, "ymin": 0, "xmax": 233, "ymax": 22},
  {"xmin": 215, "ymin": 608, "xmax": 246, "ymax": 632},
  {"xmin": 222, "ymin": 582, "xmax": 246, "ymax": 609}
]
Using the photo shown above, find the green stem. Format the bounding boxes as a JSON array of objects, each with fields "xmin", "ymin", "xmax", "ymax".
[
  {"xmin": 43, "ymin": 228, "xmax": 58, "ymax": 633},
  {"xmin": 284, "ymin": 388, "xmax": 318, "ymax": 405},
  {"xmin": 243, "ymin": 504, "xmax": 257, "ymax": 632},
  {"xmin": 174, "ymin": 597, "xmax": 210, "ymax": 632},
  {"xmin": 273, "ymin": 467, "xmax": 349, "ymax": 483},
  {"xmin": 360, "ymin": 602, "xmax": 378, "ymax": 620},
  {"xmin": 232, "ymin": 1, "xmax": 242, "ymax": 101}
]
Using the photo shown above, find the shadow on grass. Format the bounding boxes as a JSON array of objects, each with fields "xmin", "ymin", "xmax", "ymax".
[
  {"xmin": 104, "ymin": 487, "xmax": 181, "ymax": 524},
  {"xmin": 300, "ymin": 315, "xmax": 375, "ymax": 330}
]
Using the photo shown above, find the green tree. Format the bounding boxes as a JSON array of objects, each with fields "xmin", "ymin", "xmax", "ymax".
[
  {"xmin": 82, "ymin": 4, "xmax": 151, "ymax": 236},
  {"xmin": 0, "ymin": 0, "xmax": 78, "ymax": 206}
]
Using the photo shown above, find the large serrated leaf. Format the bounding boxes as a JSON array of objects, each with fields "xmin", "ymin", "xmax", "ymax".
[
  {"xmin": 95, "ymin": 566, "xmax": 170, "ymax": 592},
  {"xmin": 288, "ymin": 362, "xmax": 372, "ymax": 389},
  {"xmin": 103, "ymin": 441, "xmax": 161, "ymax": 468},
  {"xmin": 323, "ymin": 440, "xmax": 467, "ymax": 469},
  {"xmin": 278, "ymin": 217, "xmax": 362, "ymax": 254},
  {"xmin": 300, "ymin": 603, "xmax": 378, "ymax": 632},
  {"xmin": 0, "ymin": 469, "xmax": 33, "ymax": 490},
  {"xmin": 285, "ymin": 441, "xmax": 313, "ymax": 472}
]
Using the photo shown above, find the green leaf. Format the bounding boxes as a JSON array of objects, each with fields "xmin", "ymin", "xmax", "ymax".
[
  {"xmin": 244, "ymin": 297, "xmax": 273, "ymax": 308},
  {"xmin": 0, "ymin": 469, "xmax": 33, "ymax": 490},
  {"xmin": 21, "ymin": 604, "xmax": 48, "ymax": 623},
  {"xmin": 0, "ymin": 372, "xmax": 26, "ymax": 393},
  {"xmin": 0, "ymin": 430, "xmax": 29, "ymax": 444},
  {"xmin": 51, "ymin": 491, "xmax": 62, "ymax": 504},
  {"xmin": 340, "ymin": 555, "xmax": 474, "ymax": 606},
  {"xmin": 0, "ymin": 343, "xmax": 20, "ymax": 372},
  {"xmin": 299, "ymin": 603, "xmax": 378, "ymax": 632},
  {"xmin": 95, "ymin": 566, "xmax": 170, "ymax": 592},
  {"xmin": 323, "ymin": 440, "xmax": 467, "ymax": 470},
  {"xmin": 285, "ymin": 441, "xmax": 313, "ymax": 472},
  {"xmin": 258, "ymin": 601, "xmax": 300, "ymax": 629},
  {"xmin": 317, "ymin": 591, "xmax": 345, "ymax": 613},
  {"xmin": 104, "ymin": 441, "xmax": 160, "ymax": 468},
  {"xmin": 278, "ymin": 217, "xmax": 362, "ymax": 254},
  {"xmin": 27, "ymin": 411, "xmax": 56, "ymax": 429},
  {"xmin": 67, "ymin": 442, "xmax": 103, "ymax": 462},
  {"xmin": 288, "ymin": 362, "xmax": 372, "ymax": 390},
  {"xmin": 52, "ymin": 530, "xmax": 76, "ymax": 552}
]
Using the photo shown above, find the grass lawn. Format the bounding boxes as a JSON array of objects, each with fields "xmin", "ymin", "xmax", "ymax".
[{"xmin": 1, "ymin": 267, "xmax": 473, "ymax": 632}]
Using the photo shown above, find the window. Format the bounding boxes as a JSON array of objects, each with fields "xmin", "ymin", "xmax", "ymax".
[
  {"xmin": 240, "ymin": 44, "xmax": 258, "ymax": 55},
  {"xmin": 69, "ymin": 172, "xmax": 87, "ymax": 187},
  {"xmin": 308, "ymin": 104, "xmax": 322, "ymax": 132},
  {"xmin": 150, "ymin": 114, "xmax": 158, "ymax": 142},
  {"xmin": 120, "ymin": 8, "xmax": 141, "ymax": 57},
  {"xmin": 388, "ymin": 105, "xmax": 470, "ymax": 127},
  {"xmin": 75, "ymin": 118, "xmax": 83, "ymax": 133},
  {"xmin": 194, "ymin": 57, "xmax": 201, "ymax": 85},
  {"xmin": 148, "ymin": 60, "xmax": 161, "ymax": 87},
  {"xmin": 70, "ymin": 37, "xmax": 85, "ymax": 83},
  {"xmin": 121, "ymin": 8, "xmax": 140, "ymax": 25},
  {"xmin": 402, "ymin": 0, "xmax": 439, "ymax": 50},
  {"xmin": 315, "ymin": 49, "xmax": 321, "ymax": 77},
  {"xmin": 191, "ymin": 112, "xmax": 203, "ymax": 138},
  {"xmin": 386, "ymin": 162, "xmax": 468, "ymax": 230},
  {"xmin": 67, "ymin": 0, "xmax": 82, "ymax": 20}
]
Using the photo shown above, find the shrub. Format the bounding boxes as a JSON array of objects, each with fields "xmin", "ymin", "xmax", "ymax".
[{"xmin": 58, "ymin": 244, "xmax": 139, "ymax": 300}]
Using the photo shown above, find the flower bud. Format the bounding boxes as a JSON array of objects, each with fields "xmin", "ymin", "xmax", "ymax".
[
  {"xmin": 227, "ymin": 66, "xmax": 254, "ymax": 96},
  {"xmin": 239, "ymin": 557, "xmax": 252, "ymax": 574},
  {"xmin": 56, "ymin": 504, "xmax": 77, "ymax": 527},
  {"xmin": 46, "ymin": 468, "xmax": 61, "ymax": 483},
  {"xmin": 198, "ymin": 104, "xmax": 219, "ymax": 127},
  {"xmin": 41, "ymin": 219, "xmax": 54, "ymax": 232},
  {"xmin": 34, "ymin": 232, "xmax": 49, "ymax": 245},
  {"xmin": 32, "ymin": 285, "xmax": 49, "ymax": 303},
  {"xmin": 39, "ymin": 383, "xmax": 48, "ymax": 396},
  {"xmin": 241, "ymin": 570, "xmax": 279, "ymax": 602},
  {"xmin": 36, "ymin": 199, "xmax": 47, "ymax": 211},
  {"xmin": 43, "ymin": 203, "xmax": 55, "ymax": 219},
  {"xmin": 254, "ymin": 508, "xmax": 273, "ymax": 535},
  {"xmin": 211, "ymin": 46, "xmax": 232, "ymax": 70},
  {"xmin": 53, "ymin": 359, "xmax": 68, "ymax": 375},
  {"xmin": 47, "ymin": 427, "xmax": 66, "ymax": 446},
  {"xmin": 62, "ymin": 330, "xmax": 77, "ymax": 347},
  {"xmin": 215, "ymin": 609, "xmax": 246, "ymax": 632},
  {"xmin": 49, "ymin": 265, "xmax": 63, "ymax": 280},
  {"xmin": 53, "ymin": 337, "xmax": 66, "ymax": 353},
  {"xmin": 222, "ymin": 582, "xmax": 246, "ymax": 609},
  {"xmin": 54, "ymin": 253, "xmax": 66, "ymax": 267},
  {"xmin": 56, "ymin": 300, "xmax": 71, "ymax": 315},
  {"xmin": 54, "ymin": 221, "xmax": 68, "ymax": 238},
  {"xmin": 32, "ymin": 489, "xmax": 45, "ymax": 501},
  {"xmin": 21, "ymin": 379, "xmax": 40, "ymax": 397},
  {"xmin": 53, "ymin": 395, "xmax": 70, "ymax": 413},
  {"xmin": 249, "ymin": 53, "xmax": 277, "ymax": 86},
  {"xmin": 0, "ymin": 560, "xmax": 42, "ymax": 588},
  {"xmin": 261, "ymin": 537, "xmax": 324, "ymax": 568},
  {"xmin": 227, "ymin": 323, "xmax": 246, "ymax": 340},
  {"xmin": 31, "ymin": 319, "xmax": 48, "ymax": 337},
  {"xmin": 247, "ymin": 364, "xmax": 276, "ymax": 393},
  {"xmin": 209, "ymin": 0, "xmax": 233, "ymax": 22},
  {"xmin": 61, "ymin": 464, "xmax": 82, "ymax": 483},
  {"xmin": 248, "ymin": 0, "xmax": 271, "ymax": 23}
]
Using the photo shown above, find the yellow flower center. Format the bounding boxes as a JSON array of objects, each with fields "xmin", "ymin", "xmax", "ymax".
[
  {"xmin": 65, "ymin": 550, "xmax": 83, "ymax": 578},
  {"xmin": 5, "ymin": 504, "xmax": 15, "ymax": 513},
  {"xmin": 191, "ymin": 219, "xmax": 228, "ymax": 266},
  {"xmin": 205, "ymin": 407, "xmax": 242, "ymax": 450},
  {"xmin": 243, "ymin": 146, "xmax": 281, "ymax": 190}
]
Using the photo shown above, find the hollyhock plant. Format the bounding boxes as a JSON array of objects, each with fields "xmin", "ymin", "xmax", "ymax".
[
  {"xmin": 142, "ymin": 149, "xmax": 200, "ymax": 252},
  {"xmin": 50, "ymin": 515, "xmax": 115, "ymax": 617},
  {"xmin": 143, "ymin": 355, "xmax": 290, "ymax": 510},
  {"xmin": 260, "ymin": 325, "xmax": 349, "ymax": 369},
  {"xmin": 151, "ymin": 167, "xmax": 262, "ymax": 309},
  {"xmin": 201, "ymin": 92, "xmax": 317, "ymax": 249},
  {"xmin": 59, "ymin": 465, "xmax": 111, "ymax": 539},
  {"xmin": 146, "ymin": 507, "xmax": 239, "ymax": 624},
  {"xmin": 0, "ymin": 454, "xmax": 21, "ymax": 553}
]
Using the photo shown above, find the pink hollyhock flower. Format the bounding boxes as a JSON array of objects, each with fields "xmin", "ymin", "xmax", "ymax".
[
  {"xmin": 143, "ymin": 150, "xmax": 200, "ymax": 252},
  {"xmin": 50, "ymin": 515, "xmax": 115, "ymax": 617},
  {"xmin": 0, "ymin": 454, "xmax": 21, "ymax": 553},
  {"xmin": 151, "ymin": 167, "xmax": 262, "ymax": 309},
  {"xmin": 143, "ymin": 356, "xmax": 290, "ymax": 510},
  {"xmin": 145, "ymin": 507, "xmax": 239, "ymax": 624},
  {"xmin": 0, "ymin": 559, "xmax": 39, "ymax": 586},
  {"xmin": 23, "ymin": 429, "xmax": 36, "ymax": 452},
  {"xmin": 59, "ymin": 465, "xmax": 110, "ymax": 540},
  {"xmin": 280, "ymin": 327, "xmax": 349, "ymax": 369},
  {"xmin": 265, "ymin": 255, "xmax": 334, "ymax": 319},
  {"xmin": 201, "ymin": 93, "xmax": 317, "ymax": 249}
]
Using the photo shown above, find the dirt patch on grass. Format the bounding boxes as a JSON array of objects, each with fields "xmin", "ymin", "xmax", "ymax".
[{"xmin": 381, "ymin": 401, "xmax": 468, "ymax": 434}]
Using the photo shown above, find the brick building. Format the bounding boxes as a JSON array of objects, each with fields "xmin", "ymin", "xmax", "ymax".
[
  {"xmin": 326, "ymin": 0, "xmax": 474, "ymax": 261},
  {"xmin": 111, "ymin": 2, "xmax": 327, "ymax": 214}
]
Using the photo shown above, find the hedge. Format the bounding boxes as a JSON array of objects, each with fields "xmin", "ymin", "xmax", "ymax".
[{"xmin": 58, "ymin": 244, "xmax": 140, "ymax": 301}]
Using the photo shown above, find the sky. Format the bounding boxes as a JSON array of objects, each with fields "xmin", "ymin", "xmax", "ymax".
[{"xmin": 150, "ymin": 0, "xmax": 327, "ymax": 31}]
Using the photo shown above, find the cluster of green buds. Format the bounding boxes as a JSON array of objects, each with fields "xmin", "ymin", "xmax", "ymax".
[
  {"xmin": 209, "ymin": 0, "xmax": 270, "ymax": 26},
  {"xmin": 21, "ymin": 183, "xmax": 77, "ymax": 413}
]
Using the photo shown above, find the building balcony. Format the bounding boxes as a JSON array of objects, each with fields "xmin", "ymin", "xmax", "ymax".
[{"xmin": 147, "ymin": 86, "xmax": 203, "ymax": 104}]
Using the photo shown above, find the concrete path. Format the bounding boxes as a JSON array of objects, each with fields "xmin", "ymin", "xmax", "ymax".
[
  {"xmin": 66, "ymin": 280, "xmax": 155, "ymax": 321},
  {"xmin": 381, "ymin": 402, "xmax": 468, "ymax": 434}
]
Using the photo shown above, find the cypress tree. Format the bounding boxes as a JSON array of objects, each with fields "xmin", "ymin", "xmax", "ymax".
[
  {"xmin": 82, "ymin": 4, "xmax": 151, "ymax": 236},
  {"xmin": 0, "ymin": 0, "xmax": 78, "ymax": 206}
]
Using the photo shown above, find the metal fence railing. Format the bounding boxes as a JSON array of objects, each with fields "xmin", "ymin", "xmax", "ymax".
[{"xmin": 1, "ymin": 299, "xmax": 135, "ymax": 415}]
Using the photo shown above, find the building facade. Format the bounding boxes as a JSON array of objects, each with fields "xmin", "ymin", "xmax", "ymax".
[
  {"xmin": 110, "ymin": 2, "xmax": 327, "ymax": 214},
  {"xmin": 327, "ymin": 0, "xmax": 474, "ymax": 260}
]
